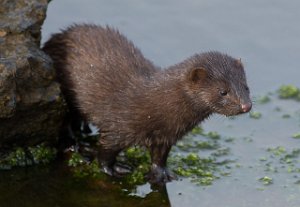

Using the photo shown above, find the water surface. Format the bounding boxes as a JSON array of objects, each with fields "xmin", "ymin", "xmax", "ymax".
[{"xmin": 4, "ymin": 0, "xmax": 300, "ymax": 206}]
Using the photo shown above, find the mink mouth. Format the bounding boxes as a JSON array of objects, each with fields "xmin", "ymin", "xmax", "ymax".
[
  {"xmin": 217, "ymin": 108, "xmax": 250, "ymax": 117},
  {"xmin": 231, "ymin": 109, "xmax": 251, "ymax": 116},
  {"xmin": 214, "ymin": 101, "xmax": 252, "ymax": 116}
]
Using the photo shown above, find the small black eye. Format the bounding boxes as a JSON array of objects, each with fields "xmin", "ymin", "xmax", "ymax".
[
  {"xmin": 220, "ymin": 90, "xmax": 228, "ymax": 96},
  {"xmin": 245, "ymin": 86, "xmax": 249, "ymax": 91}
]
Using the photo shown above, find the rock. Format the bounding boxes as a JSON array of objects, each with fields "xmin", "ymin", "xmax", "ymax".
[{"xmin": 0, "ymin": 0, "xmax": 65, "ymax": 147}]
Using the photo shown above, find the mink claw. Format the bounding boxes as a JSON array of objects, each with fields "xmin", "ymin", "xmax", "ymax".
[
  {"xmin": 100, "ymin": 162, "xmax": 132, "ymax": 177},
  {"xmin": 146, "ymin": 166, "xmax": 177, "ymax": 185}
]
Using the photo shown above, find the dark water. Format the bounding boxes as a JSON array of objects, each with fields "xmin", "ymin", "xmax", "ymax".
[
  {"xmin": 2, "ymin": 0, "xmax": 300, "ymax": 206},
  {"xmin": 0, "ymin": 163, "xmax": 170, "ymax": 207}
]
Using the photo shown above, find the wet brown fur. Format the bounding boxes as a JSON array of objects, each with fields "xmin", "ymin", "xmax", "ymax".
[{"xmin": 43, "ymin": 24, "xmax": 251, "ymax": 183}]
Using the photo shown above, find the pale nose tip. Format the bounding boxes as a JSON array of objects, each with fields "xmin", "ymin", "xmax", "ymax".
[{"xmin": 241, "ymin": 102, "xmax": 252, "ymax": 113}]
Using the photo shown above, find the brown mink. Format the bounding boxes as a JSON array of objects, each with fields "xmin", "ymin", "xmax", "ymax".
[{"xmin": 43, "ymin": 24, "xmax": 252, "ymax": 184}]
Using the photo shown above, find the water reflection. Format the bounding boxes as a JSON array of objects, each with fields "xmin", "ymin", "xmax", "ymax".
[{"xmin": 0, "ymin": 161, "xmax": 171, "ymax": 207}]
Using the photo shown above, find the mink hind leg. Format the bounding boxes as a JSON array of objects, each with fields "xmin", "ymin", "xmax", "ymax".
[
  {"xmin": 58, "ymin": 110, "xmax": 92, "ymax": 147},
  {"xmin": 147, "ymin": 144, "xmax": 177, "ymax": 184},
  {"xmin": 57, "ymin": 112, "xmax": 81, "ymax": 151}
]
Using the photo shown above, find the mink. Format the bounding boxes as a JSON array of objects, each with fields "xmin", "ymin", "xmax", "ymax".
[{"xmin": 43, "ymin": 24, "xmax": 252, "ymax": 184}]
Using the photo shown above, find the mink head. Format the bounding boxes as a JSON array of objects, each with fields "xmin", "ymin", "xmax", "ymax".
[{"xmin": 186, "ymin": 52, "xmax": 252, "ymax": 116}]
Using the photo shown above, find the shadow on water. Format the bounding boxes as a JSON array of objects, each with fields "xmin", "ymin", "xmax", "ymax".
[{"xmin": 0, "ymin": 161, "xmax": 171, "ymax": 207}]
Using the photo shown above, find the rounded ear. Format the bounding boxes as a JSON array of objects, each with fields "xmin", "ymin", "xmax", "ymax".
[
  {"xmin": 189, "ymin": 67, "xmax": 207, "ymax": 82},
  {"xmin": 235, "ymin": 58, "xmax": 243, "ymax": 68}
]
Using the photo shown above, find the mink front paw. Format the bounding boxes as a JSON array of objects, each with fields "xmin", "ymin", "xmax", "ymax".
[{"xmin": 146, "ymin": 164, "xmax": 177, "ymax": 184}]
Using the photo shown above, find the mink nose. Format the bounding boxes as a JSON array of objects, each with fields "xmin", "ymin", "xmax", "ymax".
[{"xmin": 241, "ymin": 102, "xmax": 252, "ymax": 113}]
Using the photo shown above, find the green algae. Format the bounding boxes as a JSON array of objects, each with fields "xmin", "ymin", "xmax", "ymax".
[
  {"xmin": 191, "ymin": 126, "xmax": 204, "ymax": 135},
  {"xmin": 125, "ymin": 167, "xmax": 147, "ymax": 185},
  {"xmin": 257, "ymin": 95, "xmax": 271, "ymax": 104},
  {"xmin": 282, "ymin": 114, "xmax": 291, "ymax": 119},
  {"xmin": 169, "ymin": 153, "xmax": 217, "ymax": 185},
  {"xmin": 29, "ymin": 145, "xmax": 57, "ymax": 164},
  {"xmin": 124, "ymin": 144, "xmax": 225, "ymax": 186},
  {"xmin": 6, "ymin": 148, "xmax": 27, "ymax": 167},
  {"xmin": 292, "ymin": 133, "xmax": 300, "ymax": 139},
  {"xmin": 170, "ymin": 128, "xmax": 231, "ymax": 185},
  {"xmin": 259, "ymin": 176, "xmax": 273, "ymax": 185},
  {"xmin": 68, "ymin": 152, "xmax": 86, "ymax": 167},
  {"xmin": 0, "ymin": 144, "xmax": 57, "ymax": 169},
  {"xmin": 206, "ymin": 131, "xmax": 221, "ymax": 139},
  {"xmin": 176, "ymin": 139, "xmax": 217, "ymax": 151},
  {"xmin": 267, "ymin": 146, "xmax": 286, "ymax": 156},
  {"xmin": 249, "ymin": 111, "xmax": 262, "ymax": 119},
  {"xmin": 189, "ymin": 126, "xmax": 220, "ymax": 140},
  {"xmin": 277, "ymin": 85, "xmax": 300, "ymax": 100},
  {"xmin": 124, "ymin": 147, "xmax": 150, "ymax": 165},
  {"xmin": 211, "ymin": 147, "xmax": 230, "ymax": 157},
  {"xmin": 263, "ymin": 146, "xmax": 300, "ymax": 177},
  {"xmin": 66, "ymin": 125, "xmax": 228, "ymax": 186},
  {"xmin": 123, "ymin": 147, "xmax": 150, "ymax": 185},
  {"xmin": 73, "ymin": 160, "xmax": 101, "ymax": 179},
  {"xmin": 66, "ymin": 147, "xmax": 150, "ymax": 184},
  {"xmin": 68, "ymin": 152, "xmax": 103, "ymax": 179}
]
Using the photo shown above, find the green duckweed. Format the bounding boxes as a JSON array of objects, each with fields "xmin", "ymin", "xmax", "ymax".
[
  {"xmin": 205, "ymin": 131, "xmax": 220, "ymax": 139},
  {"xmin": 169, "ymin": 153, "xmax": 217, "ymax": 186},
  {"xmin": 0, "ymin": 144, "xmax": 57, "ymax": 169},
  {"xmin": 267, "ymin": 146, "xmax": 286, "ymax": 156},
  {"xmin": 191, "ymin": 126, "xmax": 204, "ymax": 135},
  {"xmin": 278, "ymin": 85, "xmax": 300, "ymax": 100},
  {"xmin": 123, "ymin": 147, "xmax": 150, "ymax": 185},
  {"xmin": 259, "ymin": 176, "xmax": 273, "ymax": 185},
  {"xmin": 282, "ymin": 114, "xmax": 291, "ymax": 119},
  {"xmin": 249, "ymin": 111, "xmax": 262, "ymax": 119},
  {"xmin": 65, "ymin": 125, "xmax": 234, "ymax": 186},
  {"xmin": 292, "ymin": 133, "xmax": 300, "ymax": 139},
  {"xmin": 257, "ymin": 95, "xmax": 271, "ymax": 104},
  {"xmin": 68, "ymin": 152, "xmax": 85, "ymax": 167},
  {"xmin": 6, "ymin": 148, "xmax": 27, "ymax": 167},
  {"xmin": 68, "ymin": 153, "xmax": 102, "ymax": 178},
  {"xmin": 28, "ymin": 145, "xmax": 57, "ymax": 164}
]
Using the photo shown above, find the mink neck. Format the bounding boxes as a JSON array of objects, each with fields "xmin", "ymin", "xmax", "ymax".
[
  {"xmin": 161, "ymin": 61, "xmax": 213, "ymax": 117},
  {"xmin": 145, "ymin": 68, "xmax": 212, "ymax": 137}
]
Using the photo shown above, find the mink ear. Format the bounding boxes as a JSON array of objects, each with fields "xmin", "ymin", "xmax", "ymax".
[
  {"xmin": 235, "ymin": 58, "xmax": 243, "ymax": 68},
  {"xmin": 189, "ymin": 67, "xmax": 207, "ymax": 82}
]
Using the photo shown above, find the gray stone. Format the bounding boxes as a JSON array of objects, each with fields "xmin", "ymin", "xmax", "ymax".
[{"xmin": 0, "ymin": 0, "xmax": 65, "ymax": 147}]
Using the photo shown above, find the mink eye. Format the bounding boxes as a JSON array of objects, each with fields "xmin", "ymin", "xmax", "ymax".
[
  {"xmin": 219, "ymin": 90, "xmax": 228, "ymax": 96},
  {"xmin": 245, "ymin": 86, "xmax": 249, "ymax": 91}
]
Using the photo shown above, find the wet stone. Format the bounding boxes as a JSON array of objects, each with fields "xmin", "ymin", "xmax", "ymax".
[{"xmin": 0, "ymin": 0, "xmax": 65, "ymax": 147}]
